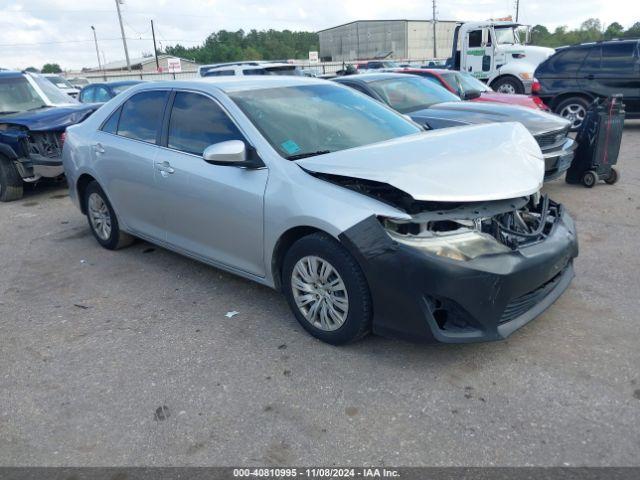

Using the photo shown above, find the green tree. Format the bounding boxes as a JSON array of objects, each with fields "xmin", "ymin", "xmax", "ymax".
[
  {"xmin": 604, "ymin": 22, "xmax": 624, "ymax": 39},
  {"xmin": 623, "ymin": 22, "xmax": 640, "ymax": 38},
  {"xmin": 41, "ymin": 63, "xmax": 62, "ymax": 73},
  {"xmin": 24, "ymin": 66, "xmax": 40, "ymax": 73}
]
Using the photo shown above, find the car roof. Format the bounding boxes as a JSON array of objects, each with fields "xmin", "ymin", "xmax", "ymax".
[
  {"xmin": 334, "ymin": 72, "xmax": 416, "ymax": 84},
  {"xmin": 397, "ymin": 68, "xmax": 451, "ymax": 75},
  {"xmin": 0, "ymin": 71, "xmax": 27, "ymax": 79},
  {"xmin": 84, "ymin": 80, "xmax": 144, "ymax": 88},
  {"xmin": 126, "ymin": 75, "xmax": 327, "ymax": 94}
]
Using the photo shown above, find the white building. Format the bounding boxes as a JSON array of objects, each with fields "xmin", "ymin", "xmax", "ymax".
[{"xmin": 318, "ymin": 20, "xmax": 459, "ymax": 61}]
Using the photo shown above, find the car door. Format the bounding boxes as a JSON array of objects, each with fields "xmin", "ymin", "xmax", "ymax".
[
  {"xmin": 91, "ymin": 90, "xmax": 169, "ymax": 241},
  {"xmin": 155, "ymin": 90, "xmax": 268, "ymax": 276},
  {"xmin": 591, "ymin": 42, "xmax": 640, "ymax": 114}
]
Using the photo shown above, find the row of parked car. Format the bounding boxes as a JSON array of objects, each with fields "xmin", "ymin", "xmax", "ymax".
[{"xmin": 0, "ymin": 38, "xmax": 631, "ymax": 345}]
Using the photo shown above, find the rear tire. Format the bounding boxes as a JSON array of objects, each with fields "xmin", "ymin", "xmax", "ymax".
[
  {"xmin": 282, "ymin": 232, "xmax": 372, "ymax": 345},
  {"xmin": 604, "ymin": 167, "xmax": 619, "ymax": 185},
  {"xmin": 491, "ymin": 76, "xmax": 524, "ymax": 95},
  {"xmin": 84, "ymin": 181, "xmax": 134, "ymax": 250},
  {"xmin": 555, "ymin": 96, "xmax": 590, "ymax": 131},
  {"xmin": 0, "ymin": 155, "xmax": 24, "ymax": 202}
]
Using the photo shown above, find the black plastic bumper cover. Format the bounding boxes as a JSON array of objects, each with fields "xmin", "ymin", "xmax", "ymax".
[{"xmin": 339, "ymin": 209, "xmax": 579, "ymax": 343}]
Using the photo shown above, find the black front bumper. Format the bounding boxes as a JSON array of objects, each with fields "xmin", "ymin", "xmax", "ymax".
[{"xmin": 340, "ymin": 209, "xmax": 579, "ymax": 343}]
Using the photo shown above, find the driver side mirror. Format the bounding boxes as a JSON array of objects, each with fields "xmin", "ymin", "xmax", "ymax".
[
  {"xmin": 463, "ymin": 89, "xmax": 482, "ymax": 100},
  {"xmin": 203, "ymin": 140, "xmax": 263, "ymax": 168}
]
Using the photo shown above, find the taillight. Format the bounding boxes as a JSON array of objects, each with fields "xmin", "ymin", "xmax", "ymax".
[
  {"xmin": 531, "ymin": 79, "xmax": 541, "ymax": 95},
  {"xmin": 59, "ymin": 131, "xmax": 66, "ymax": 147}
]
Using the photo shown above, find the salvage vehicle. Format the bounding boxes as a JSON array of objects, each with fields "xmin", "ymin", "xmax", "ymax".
[
  {"xmin": 335, "ymin": 73, "xmax": 575, "ymax": 181},
  {"xmin": 447, "ymin": 20, "xmax": 555, "ymax": 94},
  {"xmin": 0, "ymin": 71, "xmax": 97, "ymax": 201},
  {"xmin": 397, "ymin": 68, "xmax": 549, "ymax": 111},
  {"xmin": 534, "ymin": 39, "xmax": 640, "ymax": 130},
  {"xmin": 43, "ymin": 74, "xmax": 80, "ymax": 98},
  {"xmin": 78, "ymin": 80, "xmax": 144, "ymax": 104},
  {"xmin": 62, "ymin": 77, "xmax": 578, "ymax": 345}
]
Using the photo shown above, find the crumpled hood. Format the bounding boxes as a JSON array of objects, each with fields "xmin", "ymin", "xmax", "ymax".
[
  {"xmin": 413, "ymin": 101, "xmax": 569, "ymax": 136},
  {"xmin": 0, "ymin": 104, "xmax": 98, "ymax": 131},
  {"xmin": 297, "ymin": 122, "xmax": 544, "ymax": 203}
]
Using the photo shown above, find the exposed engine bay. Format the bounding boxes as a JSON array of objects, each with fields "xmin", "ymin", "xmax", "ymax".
[
  {"xmin": 25, "ymin": 130, "xmax": 64, "ymax": 160},
  {"xmin": 313, "ymin": 172, "xmax": 561, "ymax": 258}
]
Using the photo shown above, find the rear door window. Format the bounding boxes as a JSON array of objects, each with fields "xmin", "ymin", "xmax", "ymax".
[
  {"xmin": 117, "ymin": 90, "xmax": 168, "ymax": 144},
  {"xmin": 204, "ymin": 70, "xmax": 235, "ymax": 77},
  {"xmin": 167, "ymin": 91, "xmax": 245, "ymax": 156},
  {"xmin": 546, "ymin": 48, "xmax": 589, "ymax": 75},
  {"xmin": 601, "ymin": 42, "xmax": 637, "ymax": 72}
]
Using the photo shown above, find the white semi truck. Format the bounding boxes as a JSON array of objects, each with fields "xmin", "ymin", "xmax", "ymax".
[{"xmin": 447, "ymin": 21, "xmax": 555, "ymax": 94}]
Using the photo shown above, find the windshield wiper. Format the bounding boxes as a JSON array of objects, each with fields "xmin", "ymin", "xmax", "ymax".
[
  {"xmin": 285, "ymin": 150, "xmax": 332, "ymax": 160},
  {"xmin": 0, "ymin": 111, "xmax": 18, "ymax": 115},
  {"xmin": 26, "ymin": 105, "xmax": 49, "ymax": 111}
]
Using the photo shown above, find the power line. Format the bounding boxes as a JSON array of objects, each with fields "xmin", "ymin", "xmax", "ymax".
[{"xmin": 0, "ymin": 37, "xmax": 203, "ymax": 48}]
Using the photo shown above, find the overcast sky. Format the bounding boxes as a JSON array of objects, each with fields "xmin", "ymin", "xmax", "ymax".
[{"xmin": 1, "ymin": 0, "xmax": 638, "ymax": 71}]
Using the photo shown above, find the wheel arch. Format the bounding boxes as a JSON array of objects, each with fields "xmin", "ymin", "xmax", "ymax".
[
  {"xmin": 489, "ymin": 74, "xmax": 524, "ymax": 91},
  {"xmin": 550, "ymin": 91, "xmax": 595, "ymax": 110},
  {"xmin": 76, "ymin": 173, "xmax": 99, "ymax": 215},
  {"xmin": 271, "ymin": 225, "xmax": 335, "ymax": 291}
]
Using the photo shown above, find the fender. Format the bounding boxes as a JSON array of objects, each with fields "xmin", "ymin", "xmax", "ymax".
[{"xmin": 0, "ymin": 143, "xmax": 18, "ymax": 160}]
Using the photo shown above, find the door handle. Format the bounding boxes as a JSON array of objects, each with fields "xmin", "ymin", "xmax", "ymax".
[
  {"xmin": 154, "ymin": 161, "xmax": 175, "ymax": 176},
  {"xmin": 92, "ymin": 143, "xmax": 105, "ymax": 154}
]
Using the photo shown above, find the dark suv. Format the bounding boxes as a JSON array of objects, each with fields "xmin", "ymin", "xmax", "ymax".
[{"xmin": 534, "ymin": 39, "xmax": 639, "ymax": 129}]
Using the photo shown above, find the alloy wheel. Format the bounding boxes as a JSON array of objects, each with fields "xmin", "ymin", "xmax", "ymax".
[
  {"xmin": 560, "ymin": 103, "xmax": 586, "ymax": 129},
  {"xmin": 291, "ymin": 255, "xmax": 349, "ymax": 331},
  {"xmin": 88, "ymin": 192, "xmax": 112, "ymax": 241},
  {"xmin": 497, "ymin": 83, "xmax": 517, "ymax": 95}
]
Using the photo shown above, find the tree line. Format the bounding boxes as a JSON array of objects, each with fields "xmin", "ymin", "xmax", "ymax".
[
  {"xmin": 164, "ymin": 29, "xmax": 319, "ymax": 63},
  {"xmin": 531, "ymin": 19, "xmax": 640, "ymax": 47}
]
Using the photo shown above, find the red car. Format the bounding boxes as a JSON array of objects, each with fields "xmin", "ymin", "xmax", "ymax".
[{"xmin": 397, "ymin": 68, "xmax": 549, "ymax": 111}]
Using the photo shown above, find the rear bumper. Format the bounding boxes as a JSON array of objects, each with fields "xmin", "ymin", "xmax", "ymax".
[
  {"xmin": 543, "ymin": 138, "xmax": 577, "ymax": 181},
  {"xmin": 340, "ymin": 208, "xmax": 578, "ymax": 344}
]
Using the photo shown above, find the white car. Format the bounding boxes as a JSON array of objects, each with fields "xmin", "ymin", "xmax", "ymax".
[
  {"xmin": 198, "ymin": 61, "xmax": 303, "ymax": 77},
  {"xmin": 43, "ymin": 74, "xmax": 80, "ymax": 98}
]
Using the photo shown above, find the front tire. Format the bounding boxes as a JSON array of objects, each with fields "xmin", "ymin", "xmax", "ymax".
[
  {"xmin": 282, "ymin": 233, "xmax": 372, "ymax": 345},
  {"xmin": 491, "ymin": 76, "xmax": 524, "ymax": 95},
  {"xmin": 0, "ymin": 155, "xmax": 24, "ymax": 202},
  {"xmin": 84, "ymin": 181, "xmax": 134, "ymax": 250}
]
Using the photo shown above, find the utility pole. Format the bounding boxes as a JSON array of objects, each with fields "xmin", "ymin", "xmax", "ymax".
[
  {"xmin": 151, "ymin": 20, "xmax": 159, "ymax": 71},
  {"xmin": 90, "ymin": 26, "xmax": 103, "ymax": 74},
  {"xmin": 114, "ymin": 0, "xmax": 131, "ymax": 71},
  {"xmin": 432, "ymin": 0, "xmax": 437, "ymax": 58},
  {"xmin": 515, "ymin": 0, "xmax": 520, "ymax": 22}
]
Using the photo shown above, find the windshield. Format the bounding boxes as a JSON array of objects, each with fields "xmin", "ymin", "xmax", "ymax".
[
  {"xmin": 229, "ymin": 84, "xmax": 421, "ymax": 159},
  {"xmin": 368, "ymin": 76, "xmax": 460, "ymax": 113},
  {"xmin": 494, "ymin": 27, "xmax": 519, "ymax": 45},
  {"xmin": 441, "ymin": 72, "xmax": 491, "ymax": 95},
  {"xmin": 46, "ymin": 75, "xmax": 74, "ymax": 89},
  {"xmin": 0, "ymin": 76, "xmax": 47, "ymax": 113},
  {"xmin": 30, "ymin": 74, "xmax": 78, "ymax": 104},
  {"xmin": 112, "ymin": 83, "xmax": 139, "ymax": 95}
]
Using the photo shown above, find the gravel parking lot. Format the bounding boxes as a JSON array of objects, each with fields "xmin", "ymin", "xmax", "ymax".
[{"xmin": 1, "ymin": 123, "xmax": 639, "ymax": 467}]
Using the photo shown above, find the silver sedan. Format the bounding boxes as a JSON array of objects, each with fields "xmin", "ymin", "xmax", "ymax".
[{"xmin": 62, "ymin": 77, "xmax": 578, "ymax": 345}]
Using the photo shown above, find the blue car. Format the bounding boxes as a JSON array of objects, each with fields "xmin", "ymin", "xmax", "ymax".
[
  {"xmin": 78, "ymin": 80, "xmax": 144, "ymax": 104},
  {"xmin": 0, "ymin": 71, "xmax": 98, "ymax": 201}
]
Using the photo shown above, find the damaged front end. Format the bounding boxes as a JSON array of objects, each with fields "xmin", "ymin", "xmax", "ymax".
[
  {"xmin": 0, "ymin": 123, "xmax": 66, "ymax": 181},
  {"xmin": 330, "ymin": 174, "xmax": 579, "ymax": 344},
  {"xmin": 382, "ymin": 193, "xmax": 562, "ymax": 261}
]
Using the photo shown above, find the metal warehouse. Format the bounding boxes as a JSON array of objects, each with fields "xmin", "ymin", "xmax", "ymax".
[{"xmin": 318, "ymin": 19, "xmax": 459, "ymax": 61}]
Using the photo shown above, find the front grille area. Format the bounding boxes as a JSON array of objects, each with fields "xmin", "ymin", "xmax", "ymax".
[
  {"xmin": 499, "ymin": 267, "xmax": 566, "ymax": 324},
  {"xmin": 535, "ymin": 128, "xmax": 568, "ymax": 150}
]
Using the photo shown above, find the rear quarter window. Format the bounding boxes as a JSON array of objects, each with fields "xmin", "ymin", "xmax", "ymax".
[{"xmin": 543, "ymin": 48, "xmax": 589, "ymax": 75}]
